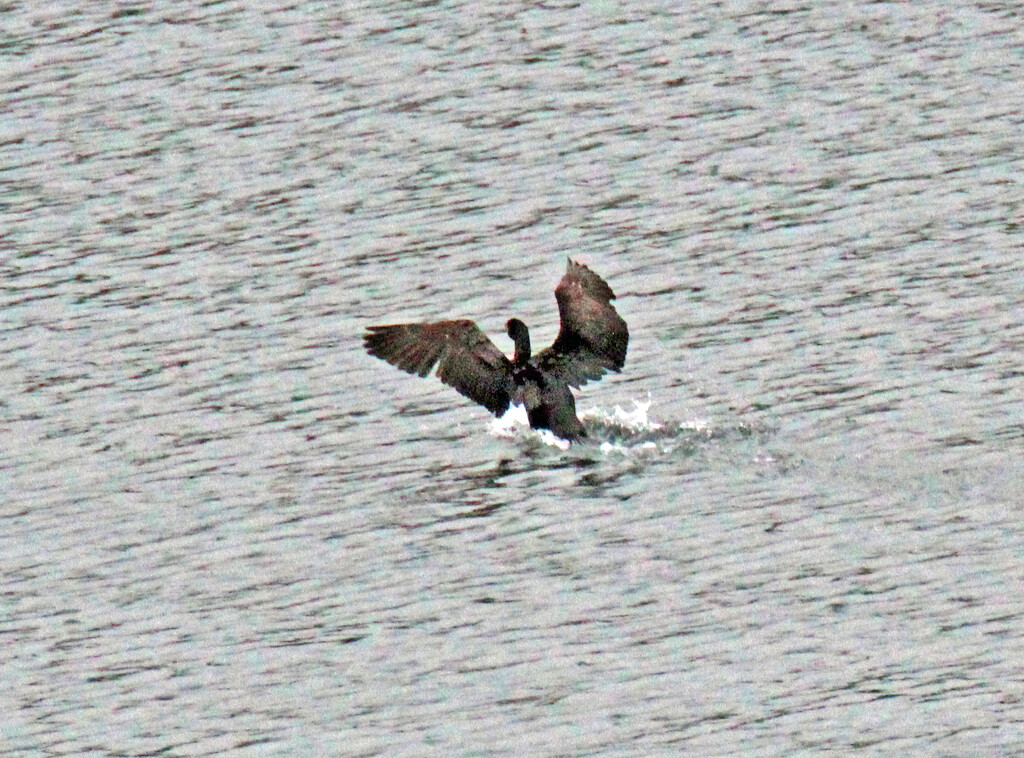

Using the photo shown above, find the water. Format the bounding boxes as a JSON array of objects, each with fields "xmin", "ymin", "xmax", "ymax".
[{"xmin": 2, "ymin": 1, "xmax": 1023, "ymax": 755}]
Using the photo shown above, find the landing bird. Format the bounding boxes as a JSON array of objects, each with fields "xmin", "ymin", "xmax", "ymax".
[{"xmin": 364, "ymin": 259, "xmax": 628, "ymax": 441}]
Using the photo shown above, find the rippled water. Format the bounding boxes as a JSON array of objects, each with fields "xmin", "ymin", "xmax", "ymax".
[{"xmin": 3, "ymin": 1, "xmax": 1024, "ymax": 756}]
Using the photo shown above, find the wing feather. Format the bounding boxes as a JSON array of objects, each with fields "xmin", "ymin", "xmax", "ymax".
[
  {"xmin": 535, "ymin": 259, "xmax": 628, "ymax": 387},
  {"xmin": 364, "ymin": 320, "xmax": 514, "ymax": 416}
]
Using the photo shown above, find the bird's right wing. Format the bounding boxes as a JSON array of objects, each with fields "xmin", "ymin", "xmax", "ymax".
[{"xmin": 364, "ymin": 320, "xmax": 514, "ymax": 416}]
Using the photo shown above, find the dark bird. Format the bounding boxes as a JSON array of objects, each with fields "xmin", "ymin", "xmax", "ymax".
[{"xmin": 364, "ymin": 259, "xmax": 628, "ymax": 441}]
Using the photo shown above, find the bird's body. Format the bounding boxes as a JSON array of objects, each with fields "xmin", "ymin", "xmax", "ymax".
[{"xmin": 364, "ymin": 259, "xmax": 628, "ymax": 442}]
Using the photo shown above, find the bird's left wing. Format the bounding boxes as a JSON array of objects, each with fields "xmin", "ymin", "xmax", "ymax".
[{"xmin": 535, "ymin": 259, "xmax": 628, "ymax": 387}]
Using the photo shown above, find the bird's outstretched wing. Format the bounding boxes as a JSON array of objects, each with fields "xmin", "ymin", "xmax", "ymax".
[
  {"xmin": 364, "ymin": 319, "xmax": 514, "ymax": 416},
  {"xmin": 535, "ymin": 259, "xmax": 629, "ymax": 388}
]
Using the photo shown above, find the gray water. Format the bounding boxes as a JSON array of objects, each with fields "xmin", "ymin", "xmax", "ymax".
[{"xmin": 3, "ymin": 1, "xmax": 1024, "ymax": 755}]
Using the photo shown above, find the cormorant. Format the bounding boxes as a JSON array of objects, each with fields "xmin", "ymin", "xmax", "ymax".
[{"xmin": 364, "ymin": 259, "xmax": 628, "ymax": 441}]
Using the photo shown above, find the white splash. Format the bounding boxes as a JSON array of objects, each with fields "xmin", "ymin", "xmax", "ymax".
[
  {"xmin": 581, "ymin": 397, "xmax": 659, "ymax": 431},
  {"xmin": 490, "ymin": 403, "xmax": 529, "ymax": 437},
  {"xmin": 491, "ymin": 405, "xmax": 572, "ymax": 449},
  {"xmin": 491, "ymin": 397, "xmax": 671, "ymax": 451}
]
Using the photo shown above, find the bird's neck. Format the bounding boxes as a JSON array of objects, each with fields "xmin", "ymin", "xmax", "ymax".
[{"xmin": 513, "ymin": 330, "xmax": 531, "ymax": 366}]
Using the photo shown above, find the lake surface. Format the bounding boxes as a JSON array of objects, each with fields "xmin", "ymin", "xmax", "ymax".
[{"xmin": 3, "ymin": 1, "xmax": 1023, "ymax": 755}]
